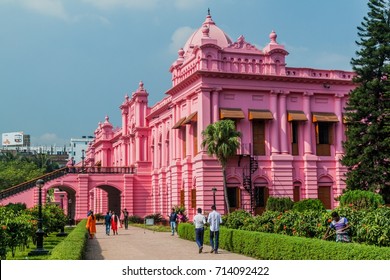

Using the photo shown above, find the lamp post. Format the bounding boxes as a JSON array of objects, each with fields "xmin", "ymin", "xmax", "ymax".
[
  {"xmin": 68, "ymin": 198, "xmax": 73, "ymax": 226},
  {"xmin": 29, "ymin": 179, "xmax": 49, "ymax": 256},
  {"xmin": 212, "ymin": 187, "xmax": 217, "ymax": 206},
  {"xmin": 81, "ymin": 149, "xmax": 85, "ymax": 173}
]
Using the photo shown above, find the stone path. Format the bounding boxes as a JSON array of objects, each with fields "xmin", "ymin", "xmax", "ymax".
[{"xmin": 84, "ymin": 224, "xmax": 254, "ymax": 260}]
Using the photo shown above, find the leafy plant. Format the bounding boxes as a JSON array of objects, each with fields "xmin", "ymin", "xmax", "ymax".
[
  {"xmin": 144, "ymin": 213, "xmax": 165, "ymax": 223},
  {"xmin": 223, "ymin": 210, "xmax": 252, "ymax": 229},
  {"xmin": 266, "ymin": 197, "xmax": 294, "ymax": 212},
  {"xmin": 338, "ymin": 190, "xmax": 384, "ymax": 210},
  {"xmin": 355, "ymin": 207, "xmax": 390, "ymax": 247},
  {"xmin": 293, "ymin": 199, "xmax": 326, "ymax": 212},
  {"xmin": 128, "ymin": 215, "xmax": 143, "ymax": 224}
]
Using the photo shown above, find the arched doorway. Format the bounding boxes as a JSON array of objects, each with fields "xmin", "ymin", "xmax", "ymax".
[
  {"xmin": 253, "ymin": 177, "xmax": 269, "ymax": 215},
  {"xmin": 318, "ymin": 176, "xmax": 333, "ymax": 209},
  {"xmin": 293, "ymin": 181, "xmax": 302, "ymax": 202},
  {"xmin": 226, "ymin": 177, "xmax": 241, "ymax": 213},
  {"xmin": 50, "ymin": 185, "xmax": 76, "ymax": 225},
  {"xmin": 97, "ymin": 185, "xmax": 122, "ymax": 216}
]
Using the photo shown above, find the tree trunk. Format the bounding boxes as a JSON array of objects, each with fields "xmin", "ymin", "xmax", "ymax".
[{"xmin": 222, "ymin": 167, "xmax": 230, "ymax": 214}]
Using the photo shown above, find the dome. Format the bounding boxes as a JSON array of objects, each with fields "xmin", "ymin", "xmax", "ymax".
[{"xmin": 182, "ymin": 14, "xmax": 233, "ymax": 55}]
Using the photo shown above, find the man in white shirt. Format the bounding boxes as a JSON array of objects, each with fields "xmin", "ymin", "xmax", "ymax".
[
  {"xmin": 193, "ymin": 208, "xmax": 206, "ymax": 253},
  {"xmin": 207, "ymin": 205, "xmax": 222, "ymax": 254}
]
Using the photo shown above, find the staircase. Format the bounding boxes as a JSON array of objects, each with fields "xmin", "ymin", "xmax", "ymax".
[
  {"xmin": 241, "ymin": 156, "xmax": 258, "ymax": 214},
  {"xmin": 0, "ymin": 167, "xmax": 68, "ymax": 200},
  {"xmin": 0, "ymin": 166, "xmax": 137, "ymax": 200}
]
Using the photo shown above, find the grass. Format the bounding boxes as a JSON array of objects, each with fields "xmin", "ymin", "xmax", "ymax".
[
  {"xmin": 6, "ymin": 227, "xmax": 75, "ymax": 260},
  {"xmin": 130, "ymin": 223, "xmax": 171, "ymax": 232}
]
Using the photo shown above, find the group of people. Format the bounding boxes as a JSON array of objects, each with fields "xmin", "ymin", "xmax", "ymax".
[
  {"xmin": 88, "ymin": 205, "xmax": 349, "ymax": 254},
  {"xmin": 104, "ymin": 208, "xmax": 129, "ymax": 235},
  {"xmin": 85, "ymin": 208, "xmax": 130, "ymax": 238},
  {"xmin": 169, "ymin": 205, "xmax": 223, "ymax": 254}
]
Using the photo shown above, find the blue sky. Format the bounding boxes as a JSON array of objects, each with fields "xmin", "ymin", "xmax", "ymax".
[{"xmin": 0, "ymin": 0, "xmax": 368, "ymax": 147}]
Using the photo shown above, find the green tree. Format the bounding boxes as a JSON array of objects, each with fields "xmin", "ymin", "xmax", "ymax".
[
  {"xmin": 26, "ymin": 153, "xmax": 59, "ymax": 173},
  {"xmin": 341, "ymin": 0, "xmax": 390, "ymax": 203},
  {"xmin": 201, "ymin": 119, "xmax": 241, "ymax": 213},
  {"xmin": 0, "ymin": 161, "xmax": 44, "ymax": 191}
]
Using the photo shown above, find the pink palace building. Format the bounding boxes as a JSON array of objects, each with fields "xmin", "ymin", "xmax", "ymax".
[
  {"xmin": 85, "ymin": 13, "xmax": 354, "ymax": 218},
  {"xmin": 0, "ymin": 13, "xmax": 355, "ymax": 221}
]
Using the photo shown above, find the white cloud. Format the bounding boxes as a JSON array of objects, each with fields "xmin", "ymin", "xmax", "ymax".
[
  {"xmin": 32, "ymin": 133, "xmax": 68, "ymax": 146},
  {"xmin": 81, "ymin": 0, "xmax": 159, "ymax": 10},
  {"xmin": 173, "ymin": 0, "xmax": 207, "ymax": 10},
  {"xmin": 169, "ymin": 26, "xmax": 196, "ymax": 54},
  {"xmin": 19, "ymin": 0, "xmax": 70, "ymax": 21}
]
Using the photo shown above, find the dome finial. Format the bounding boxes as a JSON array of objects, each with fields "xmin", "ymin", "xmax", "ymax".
[
  {"xmin": 269, "ymin": 30, "xmax": 277, "ymax": 44},
  {"xmin": 139, "ymin": 80, "xmax": 144, "ymax": 90},
  {"xmin": 208, "ymin": 8, "xmax": 210, "ymax": 16}
]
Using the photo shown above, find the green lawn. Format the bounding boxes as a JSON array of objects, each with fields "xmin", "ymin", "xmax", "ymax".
[{"xmin": 6, "ymin": 227, "xmax": 74, "ymax": 260}]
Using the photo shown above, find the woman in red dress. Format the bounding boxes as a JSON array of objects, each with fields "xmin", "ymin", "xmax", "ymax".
[{"xmin": 111, "ymin": 211, "xmax": 119, "ymax": 235}]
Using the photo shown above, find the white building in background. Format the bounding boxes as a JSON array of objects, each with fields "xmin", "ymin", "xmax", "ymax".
[
  {"xmin": 1, "ymin": 132, "xmax": 30, "ymax": 150},
  {"xmin": 69, "ymin": 136, "xmax": 94, "ymax": 163}
]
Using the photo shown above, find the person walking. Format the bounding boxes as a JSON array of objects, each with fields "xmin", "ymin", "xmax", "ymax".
[
  {"xmin": 122, "ymin": 208, "xmax": 129, "ymax": 230},
  {"xmin": 193, "ymin": 208, "xmax": 206, "ymax": 253},
  {"xmin": 86, "ymin": 211, "xmax": 97, "ymax": 239},
  {"xmin": 207, "ymin": 205, "xmax": 222, "ymax": 254},
  {"xmin": 104, "ymin": 211, "xmax": 111, "ymax": 235},
  {"xmin": 168, "ymin": 208, "xmax": 178, "ymax": 236},
  {"xmin": 111, "ymin": 211, "xmax": 119, "ymax": 235},
  {"xmin": 323, "ymin": 211, "xmax": 351, "ymax": 242}
]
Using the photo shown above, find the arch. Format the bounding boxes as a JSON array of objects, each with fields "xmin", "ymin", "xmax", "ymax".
[
  {"xmin": 94, "ymin": 184, "xmax": 122, "ymax": 217},
  {"xmin": 44, "ymin": 184, "xmax": 77, "ymax": 224},
  {"xmin": 226, "ymin": 176, "xmax": 241, "ymax": 212},
  {"xmin": 293, "ymin": 180, "xmax": 302, "ymax": 202},
  {"xmin": 253, "ymin": 175, "xmax": 270, "ymax": 185},
  {"xmin": 317, "ymin": 175, "xmax": 334, "ymax": 209},
  {"xmin": 318, "ymin": 174, "xmax": 334, "ymax": 184},
  {"xmin": 253, "ymin": 176, "xmax": 269, "ymax": 215}
]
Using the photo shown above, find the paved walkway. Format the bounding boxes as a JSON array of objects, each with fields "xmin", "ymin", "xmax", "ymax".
[{"xmin": 84, "ymin": 224, "xmax": 254, "ymax": 260}]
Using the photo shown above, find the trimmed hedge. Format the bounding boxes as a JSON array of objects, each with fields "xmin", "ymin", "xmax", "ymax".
[
  {"xmin": 49, "ymin": 220, "xmax": 88, "ymax": 260},
  {"xmin": 178, "ymin": 223, "xmax": 390, "ymax": 260}
]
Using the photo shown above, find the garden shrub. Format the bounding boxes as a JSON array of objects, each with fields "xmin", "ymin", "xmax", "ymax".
[
  {"xmin": 178, "ymin": 223, "xmax": 390, "ymax": 259},
  {"xmin": 241, "ymin": 211, "xmax": 279, "ymax": 233},
  {"xmin": 266, "ymin": 197, "xmax": 294, "ymax": 212},
  {"xmin": 293, "ymin": 199, "xmax": 326, "ymax": 212},
  {"xmin": 144, "ymin": 213, "xmax": 165, "ymax": 223},
  {"xmin": 354, "ymin": 206, "xmax": 390, "ymax": 247},
  {"xmin": 128, "ymin": 215, "xmax": 143, "ymax": 224},
  {"xmin": 338, "ymin": 190, "xmax": 384, "ymax": 210},
  {"xmin": 5, "ymin": 203, "xmax": 27, "ymax": 213},
  {"xmin": 223, "ymin": 210, "xmax": 252, "ymax": 229},
  {"xmin": 50, "ymin": 219, "xmax": 88, "ymax": 260}
]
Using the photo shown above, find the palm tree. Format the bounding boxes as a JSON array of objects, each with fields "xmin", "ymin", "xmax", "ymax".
[{"xmin": 201, "ymin": 119, "xmax": 241, "ymax": 213}]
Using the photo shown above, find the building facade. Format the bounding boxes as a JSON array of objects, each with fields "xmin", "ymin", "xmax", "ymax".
[{"xmin": 84, "ymin": 14, "xmax": 354, "ymax": 218}]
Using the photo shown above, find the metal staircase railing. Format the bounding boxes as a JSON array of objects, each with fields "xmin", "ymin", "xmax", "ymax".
[{"xmin": 0, "ymin": 167, "xmax": 68, "ymax": 200}]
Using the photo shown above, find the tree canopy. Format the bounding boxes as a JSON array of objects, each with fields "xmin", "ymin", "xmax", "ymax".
[{"xmin": 341, "ymin": 0, "xmax": 390, "ymax": 202}]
